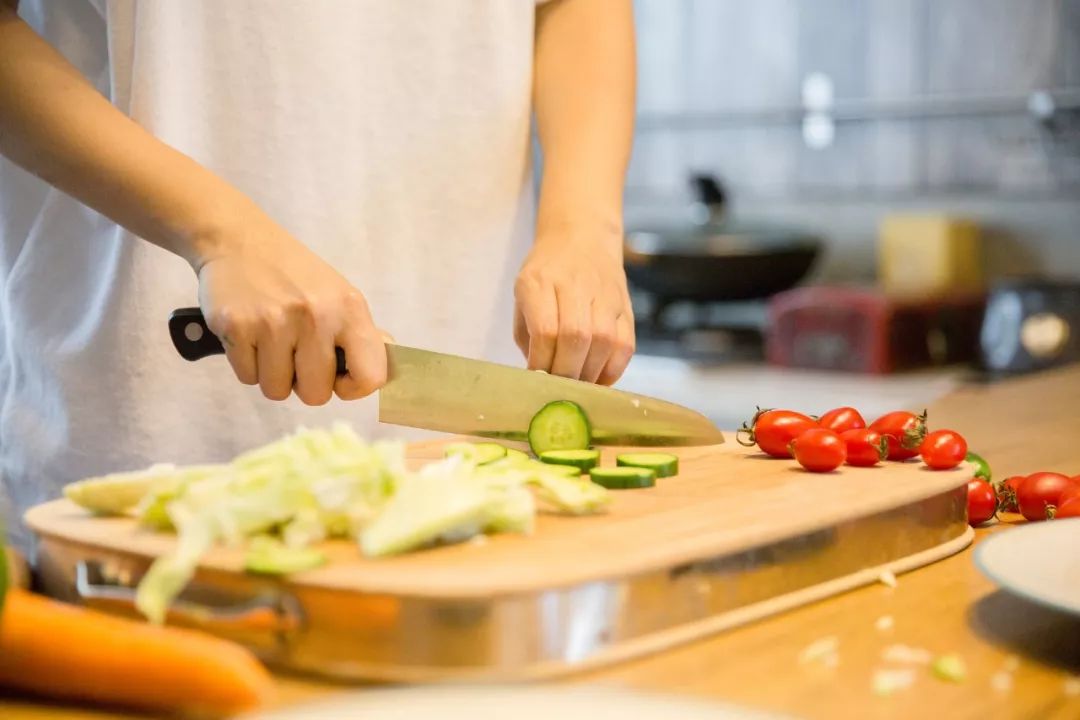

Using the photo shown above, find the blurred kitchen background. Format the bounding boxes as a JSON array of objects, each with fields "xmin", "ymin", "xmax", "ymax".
[{"xmin": 615, "ymin": 0, "xmax": 1080, "ymax": 426}]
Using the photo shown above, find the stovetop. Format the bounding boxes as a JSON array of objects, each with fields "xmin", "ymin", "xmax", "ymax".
[{"xmin": 630, "ymin": 292, "xmax": 768, "ymax": 363}]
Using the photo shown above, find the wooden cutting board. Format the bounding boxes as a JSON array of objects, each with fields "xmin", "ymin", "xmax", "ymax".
[{"xmin": 25, "ymin": 438, "xmax": 974, "ymax": 681}]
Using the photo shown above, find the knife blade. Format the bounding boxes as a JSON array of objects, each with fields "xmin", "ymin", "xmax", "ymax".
[{"xmin": 169, "ymin": 308, "xmax": 725, "ymax": 447}]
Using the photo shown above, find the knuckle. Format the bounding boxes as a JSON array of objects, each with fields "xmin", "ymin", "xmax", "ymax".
[
  {"xmin": 560, "ymin": 324, "xmax": 590, "ymax": 346},
  {"xmin": 207, "ymin": 308, "xmax": 238, "ymax": 335},
  {"xmin": 537, "ymin": 324, "xmax": 558, "ymax": 343},
  {"xmin": 342, "ymin": 290, "xmax": 370, "ymax": 316},
  {"xmin": 592, "ymin": 329, "xmax": 617, "ymax": 348},
  {"xmin": 259, "ymin": 307, "xmax": 289, "ymax": 334}
]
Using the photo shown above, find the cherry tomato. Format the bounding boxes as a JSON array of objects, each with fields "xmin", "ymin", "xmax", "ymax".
[
  {"xmin": 817, "ymin": 407, "xmax": 866, "ymax": 434},
  {"xmin": 791, "ymin": 428, "xmax": 847, "ymax": 473},
  {"xmin": 840, "ymin": 428, "xmax": 888, "ymax": 467},
  {"xmin": 1055, "ymin": 496, "xmax": 1080, "ymax": 519},
  {"xmin": 966, "ymin": 479, "xmax": 997, "ymax": 526},
  {"xmin": 737, "ymin": 408, "xmax": 818, "ymax": 458},
  {"xmin": 998, "ymin": 475, "xmax": 1025, "ymax": 513},
  {"xmin": 1060, "ymin": 484, "xmax": 1080, "ymax": 506},
  {"xmin": 869, "ymin": 410, "xmax": 928, "ymax": 461},
  {"xmin": 1016, "ymin": 472, "xmax": 1079, "ymax": 521},
  {"xmin": 919, "ymin": 429, "xmax": 968, "ymax": 470}
]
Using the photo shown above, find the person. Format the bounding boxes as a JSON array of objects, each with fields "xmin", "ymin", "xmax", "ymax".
[{"xmin": 0, "ymin": 0, "xmax": 636, "ymax": 550}]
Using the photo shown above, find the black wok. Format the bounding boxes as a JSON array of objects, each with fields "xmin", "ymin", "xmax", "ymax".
[{"xmin": 623, "ymin": 176, "xmax": 821, "ymax": 304}]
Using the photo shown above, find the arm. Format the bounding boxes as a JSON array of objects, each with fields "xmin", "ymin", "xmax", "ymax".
[
  {"xmin": 514, "ymin": 0, "xmax": 636, "ymax": 385},
  {"xmin": 0, "ymin": 5, "xmax": 385, "ymax": 403}
]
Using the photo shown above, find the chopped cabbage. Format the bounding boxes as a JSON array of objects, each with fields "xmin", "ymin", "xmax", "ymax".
[{"xmin": 63, "ymin": 426, "xmax": 609, "ymax": 622}]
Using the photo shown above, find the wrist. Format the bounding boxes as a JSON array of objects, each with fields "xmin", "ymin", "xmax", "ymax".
[
  {"xmin": 534, "ymin": 209, "xmax": 624, "ymax": 253},
  {"xmin": 181, "ymin": 191, "xmax": 264, "ymax": 272}
]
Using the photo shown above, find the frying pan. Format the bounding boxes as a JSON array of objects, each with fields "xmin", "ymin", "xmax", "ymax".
[{"xmin": 624, "ymin": 176, "xmax": 821, "ymax": 307}]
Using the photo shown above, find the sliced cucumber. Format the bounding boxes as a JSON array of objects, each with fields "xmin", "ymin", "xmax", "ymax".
[
  {"xmin": 539, "ymin": 449, "xmax": 601, "ymax": 471},
  {"xmin": 504, "ymin": 447, "xmax": 530, "ymax": 463},
  {"xmin": 528, "ymin": 400, "xmax": 591, "ymax": 455},
  {"xmin": 444, "ymin": 442, "xmax": 507, "ymax": 465},
  {"xmin": 542, "ymin": 464, "xmax": 585, "ymax": 478},
  {"xmin": 589, "ymin": 467, "xmax": 656, "ymax": 489},
  {"xmin": 616, "ymin": 452, "xmax": 679, "ymax": 478}
]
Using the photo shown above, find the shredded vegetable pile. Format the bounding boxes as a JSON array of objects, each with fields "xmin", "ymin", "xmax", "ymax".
[{"xmin": 63, "ymin": 424, "xmax": 610, "ymax": 623}]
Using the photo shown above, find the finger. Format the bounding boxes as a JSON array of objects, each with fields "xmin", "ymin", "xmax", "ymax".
[
  {"xmin": 550, "ymin": 285, "xmax": 591, "ymax": 379},
  {"xmin": 334, "ymin": 326, "xmax": 387, "ymax": 400},
  {"xmin": 256, "ymin": 311, "xmax": 297, "ymax": 401},
  {"xmin": 293, "ymin": 316, "xmax": 336, "ymax": 406},
  {"xmin": 579, "ymin": 302, "xmax": 617, "ymax": 384},
  {"xmin": 513, "ymin": 305, "xmax": 529, "ymax": 358},
  {"xmin": 515, "ymin": 278, "xmax": 558, "ymax": 372},
  {"xmin": 206, "ymin": 309, "xmax": 258, "ymax": 385},
  {"xmin": 597, "ymin": 312, "xmax": 635, "ymax": 386},
  {"xmin": 224, "ymin": 338, "xmax": 258, "ymax": 386}
]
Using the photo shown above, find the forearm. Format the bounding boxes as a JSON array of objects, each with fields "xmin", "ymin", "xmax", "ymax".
[
  {"xmin": 0, "ymin": 6, "xmax": 249, "ymax": 269},
  {"xmin": 532, "ymin": 0, "xmax": 635, "ymax": 246}
]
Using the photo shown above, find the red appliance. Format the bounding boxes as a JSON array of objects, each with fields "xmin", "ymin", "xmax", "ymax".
[{"xmin": 766, "ymin": 286, "xmax": 986, "ymax": 374}]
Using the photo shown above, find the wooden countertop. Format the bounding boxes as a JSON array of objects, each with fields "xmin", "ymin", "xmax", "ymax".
[{"xmin": 4, "ymin": 365, "xmax": 1080, "ymax": 719}]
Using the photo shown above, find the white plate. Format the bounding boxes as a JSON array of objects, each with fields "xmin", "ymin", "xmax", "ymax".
[
  {"xmin": 973, "ymin": 518, "xmax": 1080, "ymax": 617},
  {"xmin": 245, "ymin": 685, "xmax": 796, "ymax": 720}
]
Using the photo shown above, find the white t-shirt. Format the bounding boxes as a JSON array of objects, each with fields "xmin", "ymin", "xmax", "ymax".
[{"xmin": 1, "ymin": 1, "xmax": 542, "ymax": 548}]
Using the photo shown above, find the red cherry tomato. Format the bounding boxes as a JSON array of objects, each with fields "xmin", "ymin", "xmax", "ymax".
[
  {"xmin": 1016, "ymin": 472, "xmax": 1078, "ymax": 521},
  {"xmin": 737, "ymin": 408, "xmax": 818, "ymax": 458},
  {"xmin": 919, "ymin": 429, "xmax": 968, "ymax": 470},
  {"xmin": 840, "ymin": 428, "xmax": 888, "ymax": 467},
  {"xmin": 817, "ymin": 407, "xmax": 866, "ymax": 434},
  {"xmin": 966, "ymin": 479, "xmax": 997, "ymax": 526},
  {"xmin": 1055, "ymin": 496, "xmax": 1080, "ymax": 519},
  {"xmin": 998, "ymin": 475, "xmax": 1025, "ymax": 513},
  {"xmin": 791, "ymin": 428, "xmax": 847, "ymax": 473},
  {"xmin": 1059, "ymin": 484, "xmax": 1080, "ymax": 506},
  {"xmin": 869, "ymin": 410, "xmax": 928, "ymax": 461}
]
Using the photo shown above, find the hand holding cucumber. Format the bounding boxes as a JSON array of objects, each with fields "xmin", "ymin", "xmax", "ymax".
[{"xmin": 513, "ymin": 231, "xmax": 635, "ymax": 385}]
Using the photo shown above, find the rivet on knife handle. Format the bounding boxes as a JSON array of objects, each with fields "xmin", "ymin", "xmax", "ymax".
[{"xmin": 168, "ymin": 307, "xmax": 348, "ymax": 376}]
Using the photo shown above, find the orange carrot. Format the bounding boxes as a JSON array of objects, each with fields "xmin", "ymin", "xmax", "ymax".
[{"xmin": 0, "ymin": 589, "xmax": 275, "ymax": 717}]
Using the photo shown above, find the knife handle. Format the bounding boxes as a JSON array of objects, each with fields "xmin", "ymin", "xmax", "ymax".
[{"xmin": 169, "ymin": 307, "xmax": 348, "ymax": 376}]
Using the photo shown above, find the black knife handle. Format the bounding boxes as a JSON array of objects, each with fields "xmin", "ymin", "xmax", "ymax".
[{"xmin": 169, "ymin": 307, "xmax": 348, "ymax": 376}]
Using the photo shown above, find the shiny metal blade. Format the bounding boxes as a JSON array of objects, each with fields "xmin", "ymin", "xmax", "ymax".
[{"xmin": 379, "ymin": 346, "xmax": 724, "ymax": 446}]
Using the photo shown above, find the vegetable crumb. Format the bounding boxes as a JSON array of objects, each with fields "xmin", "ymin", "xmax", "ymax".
[
  {"xmin": 1065, "ymin": 677, "xmax": 1080, "ymax": 696},
  {"xmin": 1002, "ymin": 655, "xmax": 1020, "ymax": 673},
  {"xmin": 878, "ymin": 570, "xmax": 898, "ymax": 588},
  {"xmin": 991, "ymin": 671, "xmax": 1013, "ymax": 693},
  {"xmin": 882, "ymin": 644, "xmax": 933, "ymax": 665},
  {"xmin": 875, "ymin": 615, "xmax": 894, "ymax": 632},
  {"xmin": 872, "ymin": 668, "xmax": 917, "ymax": 696},
  {"xmin": 798, "ymin": 636, "xmax": 839, "ymax": 665},
  {"xmin": 931, "ymin": 654, "xmax": 967, "ymax": 683}
]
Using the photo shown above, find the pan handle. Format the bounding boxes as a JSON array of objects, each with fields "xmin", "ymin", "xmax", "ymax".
[{"xmin": 74, "ymin": 560, "xmax": 304, "ymax": 641}]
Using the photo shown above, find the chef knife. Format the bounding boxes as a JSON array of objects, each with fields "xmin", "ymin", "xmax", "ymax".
[{"xmin": 169, "ymin": 308, "xmax": 724, "ymax": 447}]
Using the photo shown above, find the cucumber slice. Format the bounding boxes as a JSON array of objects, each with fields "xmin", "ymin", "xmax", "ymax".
[
  {"xmin": 616, "ymin": 452, "xmax": 679, "ymax": 478},
  {"xmin": 528, "ymin": 400, "xmax": 591, "ymax": 455},
  {"xmin": 589, "ymin": 467, "xmax": 656, "ymax": 489},
  {"xmin": 444, "ymin": 442, "xmax": 507, "ymax": 465},
  {"xmin": 539, "ymin": 449, "xmax": 601, "ymax": 471},
  {"xmin": 504, "ymin": 447, "xmax": 530, "ymax": 463},
  {"xmin": 542, "ymin": 464, "xmax": 585, "ymax": 477}
]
